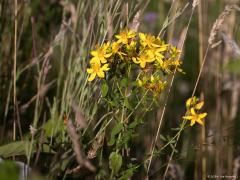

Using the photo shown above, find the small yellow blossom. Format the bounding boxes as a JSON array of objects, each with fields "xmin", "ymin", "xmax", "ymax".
[
  {"xmin": 159, "ymin": 59, "xmax": 182, "ymax": 74},
  {"xmin": 132, "ymin": 54, "xmax": 155, "ymax": 68},
  {"xmin": 90, "ymin": 43, "xmax": 112, "ymax": 64},
  {"xmin": 146, "ymin": 47, "xmax": 165, "ymax": 64},
  {"xmin": 87, "ymin": 61, "xmax": 110, "ymax": 81},
  {"xmin": 139, "ymin": 33, "xmax": 157, "ymax": 47},
  {"xmin": 150, "ymin": 75, "xmax": 154, "ymax": 83},
  {"xmin": 137, "ymin": 75, "xmax": 167, "ymax": 94},
  {"xmin": 111, "ymin": 42, "xmax": 126, "ymax": 56},
  {"xmin": 186, "ymin": 96, "xmax": 204, "ymax": 110},
  {"xmin": 111, "ymin": 42, "xmax": 121, "ymax": 54},
  {"xmin": 183, "ymin": 108, "xmax": 207, "ymax": 126},
  {"xmin": 170, "ymin": 46, "xmax": 181, "ymax": 59},
  {"xmin": 137, "ymin": 79, "xmax": 143, "ymax": 87},
  {"xmin": 126, "ymin": 41, "xmax": 137, "ymax": 51},
  {"xmin": 186, "ymin": 96, "xmax": 198, "ymax": 107},
  {"xmin": 115, "ymin": 29, "xmax": 136, "ymax": 44}
]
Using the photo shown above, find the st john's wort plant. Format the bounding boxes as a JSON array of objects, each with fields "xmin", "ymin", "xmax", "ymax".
[{"xmin": 86, "ymin": 29, "xmax": 186, "ymax": 178}]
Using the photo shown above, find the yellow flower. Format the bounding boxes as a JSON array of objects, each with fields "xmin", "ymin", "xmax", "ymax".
[
  {"xmin": 111, "ymin": 42, "xmax": 121, "ymax": 54},
  {"xmin": 90, "ymin": 43, "xmax": 112, "ymax": 64},
  {"xmin": 115, "ymin": 29, "xmax": 136, "ymax": 44},
  {"xmin": 87, "ymin": 61, "xmax": 110, "ymax": 81},
  {"xmin": 159, "ymin": 59, "xmax": 183, "ymax": 74},
  {"xmin": 139, "ymin": 33, "xmax": 157, "ymax": 47},
  {"xmin": 186, "ymin": 96, "xmax": 204, "ymax": 110},
  {"xmin": 126, "ymin": 41, "xmax": 137, "ymax": 51},
  {"xmin": 195, "ymin": 101, "xmax": 204, "ymax": 110},
  {"xmin": 137, "ymin": 79, "xmax": 143, "ymax": 87},
  {"xmin": 183, "ymin": 108, "xmax": 207, "ymax": 126},
  {"xmin": 132, "ymin": 54, "xmax": 155, "ymax": 68},
  {"xmin": 186, "ymin": 97, "xmax": 197, "ymax": 107},
  {"xmin": 150, "ymin": 75, "xmax": 154, "ymax": 83},
  {"xmin": 170, "ymin": 46, "xmax": 181, "ymax": 59},
  {"xmin": 111, "ymin": 42, "xmax": 126, "ymax": 56},
  {"xmin": 154, "ymin": 37, "xmax": 169, "ymax": 47},
  {"xmin": 146, "ymin": 47, "xmax": 165, "ymax": 64}
]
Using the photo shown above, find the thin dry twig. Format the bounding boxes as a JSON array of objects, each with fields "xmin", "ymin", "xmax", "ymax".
[
  {"xmin": 71, "ymin": 101, "xmax": 87, "ymax": 129},
  {"xmin": 13, "ymin": 0, "xmax": 18, "ymax": 142},
  {"xmin": 130, "ymin": 10, "xmax": 141, "ymax": 32},
  {"xmin": 67, "ymin": 120, "xmax": 96, "ymax": 172},
  {"xmin": 147, "ymin": 6, "xmax": 195, "ymax": 175},
  {"xmin": 208, "ymin": 5, "xmax": 237, "ymax": 46},
  {"xmin": 233, "ymin": 156, "xmax": 240, "ymax": 178},
  {"xmin": 20, "ymin": 81, "xmax": 55, "ymax": 113},
  {"xmin": 192, "ymin": 0, "xmax": 199, "ymax": 9}
]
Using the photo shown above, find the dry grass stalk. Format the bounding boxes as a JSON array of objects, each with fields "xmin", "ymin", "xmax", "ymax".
[
  {"xmin": 122, "ymin": 2, "xmax": 129, "ymax": 23},
  {"xmin": 107, "ymin": 13, "xmax": 113, "ymax": 40},
  {"xmin": 208, "ymin": 5, "xmax": 236, "ymax": 46},
  {"xmin": 20, "ymin": 81, "xmax": 55, "ymax": 113},
  {"xmin": 71, "ymin": 101, "xmax": 87, "ymax": 129},
  {"xmin": 165, "ymin": 162, "xmax": 184, "ymax": 180},
  {"xmin": 67, "ymin": 120, "xmax": 96, "ymax": 172},
  {"xmin": 87, "ymin": 133, "xmax": 104, "ymax": 159},
  {"xmin": 130, "ymin": 10, "xmax": 141, "ymax": 32},
  {"xmin": 192, "ymin": 0, "xmax": 199, "ymax": 8},
  {"xmin": 233, "ymin": 156, "xmax": 240, "ymax": 178}
]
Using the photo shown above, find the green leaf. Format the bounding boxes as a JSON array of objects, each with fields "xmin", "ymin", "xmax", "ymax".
[
  {"xmin": 124, "ymin": 99, "xmax": 132, "ymax": 110},
  {"xmin": 119, "ymin": 164, "xmax": 139, "ymax": 180},
  {"xmin": 43, "ymin": 117, "xmax": 64, "ymax": 138},
  {"xmin": 109, "ymin": 152, "xmax": 122, "ymax": 175},
  {"xmin": 0, "ymin": 161, "xmax": 20, "ymax": 180},
  {"xmin": 171, "ymin": 127, "xmax": 181, "ymax": 131},
  {"xmin": 101, "ymin": 82, "xmax": 109, "ymax": 97},
  {"xmin": 225, "ymin": 59, "xmax": 240, "ymax": 75},
  {"xmin": 160, "ymin": 134, "xmax": 166, "ymax": 141},
  {"xmin": 108, "ymin": 123, "xmax": 123, "ymax": 146},
  {"xmin": 120, "ymin": 78, "xmax": 128, "ymax": 87},
  {"xmin": 0, "ymin": 141, "xmax": 31, "ymax": 158},
  {"xmin": 170, "ymin": 143, "xmax": 178, "ymax": 153}
]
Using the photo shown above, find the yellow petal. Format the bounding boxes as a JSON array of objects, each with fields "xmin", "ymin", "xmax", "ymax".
[
  {"xmin": 137, "ymin": 79, "xmax": 143, "ymax": 86},
  {"xmin": 87, "ymin": 68, "xmax": 93, "ymax": 74},
  {"xmin": 88, "ymin": 73, "xmax": 96, "ymax": 81},
  {"xmin": 186, "ymin": 98, "xmax": 192, "ymax": 107},
  {"xmin": 152, "ymin": 43, "xmax": 161, "ymax": 47},
  {"xmin": 150, "ymin": 75, "xmax": 154, "ymax": 82},
  {"xmin": 115, "ymin": 35, "xmax": 121, "ymax": 39},
  {"xmin": 104, "ymin": 53, "xmax": 112, "ymax": 58},
  {"xmin": 90, "ymin": 51, "xmax": 97, "ymax": 57},
  {"xmin": 140, "ymin": 61, "xmax": 146, "ymax": 68},
  {"xmin": 101, "ymin": 64, "xmax": 110, "ymax": 71},
  {"xmin": 190, "ymin": 120, "xmax": 196, "ymax": 126},
  {"xmin": 90, "ymin": 57, "xmax": 100, "ymax": 64},
  {"xmin": 97, "ymin": 71, "xmax": 105, "ymax": 78},
  {"xmin": 190, "ymin": 108, "xmax": 196, "ymax": 115},
  {"xmin": 132, "ymin": 57, "xmax": 139, "ymax": 64},
  {"xmin": 139, "ymin": 33, "xmax": 146, "ymax": 41},
  {"xmin": 195, "ymin": 101, "xmax": 204, "ymax": 110},
  {"xmin": 199, "ymin": 112, "xmax": 207, "ymax": 119},
  {"xmin": 156, "ymin": 58, "xmax": 163, "ymax": 65},
  {"xmin": 157, "ymin": 46, "xmax": 168, "ymax": 51},
  {"xmin": 196, "ymin": 118, "xmax": 204, "ymax": 125},
  {"xmin": 147, "ymin": 58, "xmax": 155, "ymax": 63}
]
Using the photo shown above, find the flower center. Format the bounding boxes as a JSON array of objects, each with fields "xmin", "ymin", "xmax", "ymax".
[{"xmin": 92, "ymin": 63, "xmax": 101, "ymax": 72}]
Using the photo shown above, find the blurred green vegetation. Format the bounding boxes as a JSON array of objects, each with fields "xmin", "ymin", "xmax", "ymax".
[{"xmin": 0, "ymin": 0, "xmax": 240, "ymax": 179}]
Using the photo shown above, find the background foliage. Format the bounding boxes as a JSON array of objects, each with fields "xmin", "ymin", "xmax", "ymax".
[{"xmin": 0, "ymin": 0, "xmax": 240, "ymax": 179}]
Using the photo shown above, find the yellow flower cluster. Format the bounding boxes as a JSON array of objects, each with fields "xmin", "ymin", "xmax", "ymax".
[
  {"xmin": 87, "ymin": 29, "xmax": 183, "ymax": 82},
  {"xmin": 183, "ymin": 96, "xmax": 207, "ymax": 126},
  {"xmin": 137, "ymin": 75, "xmax": 167, "ymax": 95}
]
